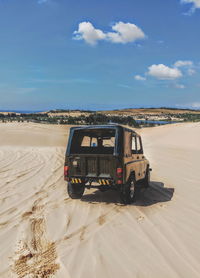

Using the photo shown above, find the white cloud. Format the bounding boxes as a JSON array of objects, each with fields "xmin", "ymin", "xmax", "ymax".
[
  {"xmin": 181, "ymin": 0, "xmax": 200, "ymax": 8},
  {"xmin": 38, "ymin": 0, "xmax": 48, "ymax": 3},
  {"xmin": 190, "ymin": 102, "xmax": 200, "ymax": 108},
  {"xmin": 118, "ymin": 84, "xmax": 132, "ymax": 89},
  {"xmin": 175, "ymin": 84, "xmax": 186, "ymax": 89},
  {"xmin": 73, "ymin": 22, "xmax": 106, "ymax": 45},
  {"xmin": 176, "ymin": 102, "xmax": 200, "ymax": 109},
  {"xmin": 14, "ymin": 87, "xmax": 37, "ymax": 94},
  {"xmin": 107, "ymin": 22, "xmax": 145, "ymax": 44},
  {"xmin": 174, "ymin": 60, "xmax": 197, "ymax": 76},
  {"xmin": 182, "ymin": 102, "xmax": 200, "ymax": 108},
  {"xmin": 187, "ymin": 68, "xmax": 196, "ymax": 75},
  {"xmin": 134, "ymin": 75, "xmax": 146, "ymax": 81},
  {"xmin": 73, "ymin": 21, "xmax": 146, "ymax": 45},
  {"xmin": 147, "ymin": 64, "xmax": 182, "ymax": 80},
  {"xmin": 181, "ymin": 0, "xmax": 200, "ymax": 14},
  {"xmin": 135, "ymin": 59, "xmax": 196, "ymax": 82},
  {"xmin": 157, "ymin": 40, "xmax": 164, "ymax": 44},
  {"xmin": 174, "ymin": 60, "xmax": 193, "ymax": 68},
  {"xmin": 27, "ymin": 78, "xmax": 94, "ymax": 84}
]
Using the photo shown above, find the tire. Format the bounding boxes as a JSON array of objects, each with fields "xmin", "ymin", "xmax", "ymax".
[
  {"xmin": 143, "ymin": 167, "xmax": 150, "ymax": 188},
  {"xmin": 99, "ymin": 187, "xmax": 108, "ymax": 192},
  {"xmin": 67, "ymin": 182, "xmax": 85, "ymax": 199},
  {"xmin": 120, "ymin": 177, "xmax": 139, "ymax": 204}
]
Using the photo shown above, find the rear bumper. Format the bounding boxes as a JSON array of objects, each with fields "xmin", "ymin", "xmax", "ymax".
[
  {"xmin": 68, "ymin": 176, "xmax": 115, "ymax": 186},
  {"xmin": 71, "ymin": 178, "xmax": 82, "ymax": 183}
]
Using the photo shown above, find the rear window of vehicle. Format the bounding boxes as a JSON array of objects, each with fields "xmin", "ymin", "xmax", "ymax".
[{"xmin": 69, "ymin": 128, "xmax": 116, "ymax": 154}]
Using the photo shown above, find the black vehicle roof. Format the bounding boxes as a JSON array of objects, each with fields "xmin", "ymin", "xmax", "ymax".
[{"xmin": 70, "ymin": 124, "xmax": 137, "ymax": 134}]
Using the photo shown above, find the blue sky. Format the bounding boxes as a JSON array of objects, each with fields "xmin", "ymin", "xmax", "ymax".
[{"xmin": 0, "ymin": 0, "xmax": 199, "ymax": 111}]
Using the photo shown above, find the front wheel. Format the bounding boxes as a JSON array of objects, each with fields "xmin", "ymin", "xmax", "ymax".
[
  {"xmin": 67, "ymin": 182, "xmax": 85, "ymax": 199},
  {"xmin": 120, "ymin": 178, "xmax": 139, "ymax": 204}
]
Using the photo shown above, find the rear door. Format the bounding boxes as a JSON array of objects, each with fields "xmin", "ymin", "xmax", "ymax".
[
  {"xmin": 69, "ymin": 154, "xmax": 117, "ymax": 178},
  {"xmin": 67, "ymin": 127, "xmax": 118, "ymax": 179}
]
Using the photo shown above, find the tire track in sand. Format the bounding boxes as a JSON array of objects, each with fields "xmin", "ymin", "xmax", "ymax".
[{"xmin": 12, "ymin": 199, "xmax": 60, "ymax": 278}]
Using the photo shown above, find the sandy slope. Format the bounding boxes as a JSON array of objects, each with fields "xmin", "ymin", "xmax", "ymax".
[{"xmin": 0, "ymin": 122, "xmax": 200, "ymax": 278}]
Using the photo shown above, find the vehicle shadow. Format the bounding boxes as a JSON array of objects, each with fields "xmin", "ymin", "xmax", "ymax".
[
  {"xmin": 81, "ymin": 181, "xmax": 174, "ymax": 206},
  {"xmin": 136, "ymin": 181, "xmax": 175, "ymax": 207}
]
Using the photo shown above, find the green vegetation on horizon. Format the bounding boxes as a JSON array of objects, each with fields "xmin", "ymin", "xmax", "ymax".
[
  {"xmin": 0, "ymin": 113, "xmax": 140, "ymax": 127},
  {"xmin": 0, "ymin": 111, "xmax": 200, "ymax": 127}
]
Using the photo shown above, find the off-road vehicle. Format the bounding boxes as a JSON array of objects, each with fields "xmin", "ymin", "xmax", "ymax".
[{"xmin": 64, "ymin": 125, "xmax": 151, "ymax": 204}]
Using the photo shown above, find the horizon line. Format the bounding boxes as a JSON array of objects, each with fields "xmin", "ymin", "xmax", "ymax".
[{"xmin": 0, "ymin": 106, "xmax": 200, "ymax": 114}]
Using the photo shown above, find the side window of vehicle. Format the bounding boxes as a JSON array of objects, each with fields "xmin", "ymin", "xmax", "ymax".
[
  {"xmin": 131, "ymin": 134, "xmax": 137, "ymax": 154},
  {"xmin": 136, "ymin": 136, "xmax": 143, "ymax": 154}
]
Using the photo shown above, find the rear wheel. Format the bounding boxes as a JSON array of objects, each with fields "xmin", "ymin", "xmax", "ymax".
[
  {"xmin": 120, "ymin": 177, "xmax": 139, "ymax": 204},
  {"xmin": 67, "ymin": 182, "xmax": 85, "ymax": 199},
  {"xmin": 99, "ymin": 186, "xmax": 109, "ymax": 192},
  {"xmin": 143, "ymin": 167, "xmax": 150, "ymax": 188}
]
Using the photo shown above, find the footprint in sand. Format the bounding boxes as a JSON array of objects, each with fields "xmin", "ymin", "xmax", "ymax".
[
  {"xmin": 98, "ymin": 214, "xmax": 106, "ymax": 226},
  {"xmin": 137, "ymin": 216, "xmax": 145, "ymax": 222}
]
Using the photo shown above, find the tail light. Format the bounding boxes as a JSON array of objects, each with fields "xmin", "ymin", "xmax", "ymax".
[
  {"xmin": 64, "ymin": 166, "xmax": 69, "ymax": 180},
  {"xmin": 117, "ymin": 167, "xmax": 123, "ymax": 178},
  {"xmin": 116, "ymin": 167, "xmax": 123, "ymax": 184}
]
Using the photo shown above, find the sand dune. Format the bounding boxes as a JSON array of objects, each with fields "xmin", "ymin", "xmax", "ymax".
[{"xmin": 0, "ymin": 122, "xmax": 200, "ymax": 278}]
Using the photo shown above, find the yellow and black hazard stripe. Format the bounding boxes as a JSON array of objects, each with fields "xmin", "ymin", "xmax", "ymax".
[
  {"xmin": 71, "ymin": 178, "xmax": 82, "ymax": 183},
  {"xmin": 98, "ymin": 179, "xmax": 110, "ymax": 185}
]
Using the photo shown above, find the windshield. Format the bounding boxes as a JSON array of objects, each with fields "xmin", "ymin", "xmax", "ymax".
[{"xmin": 69, "ymin": 128, "xmax": 116, "ymax": 154}]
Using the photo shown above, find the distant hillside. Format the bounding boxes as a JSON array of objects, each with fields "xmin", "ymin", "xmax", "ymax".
[
  {"xmin": 1, "ymin": 107, "xmax": 200, "ymax": 117},
  {"xmin": 99, "ymin": 108, "xmax": 200, "ymax": 115}
]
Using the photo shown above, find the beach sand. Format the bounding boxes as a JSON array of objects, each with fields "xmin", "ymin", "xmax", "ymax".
[{"xmin": 0, "ymin": 122, "xmax": 200, "ymax": 278}]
